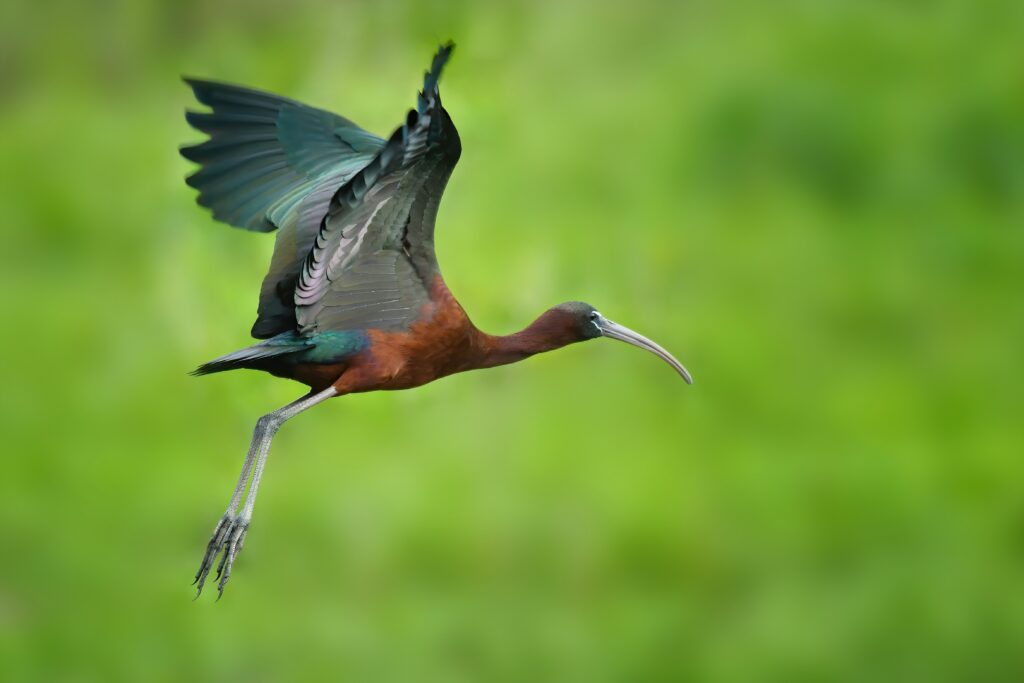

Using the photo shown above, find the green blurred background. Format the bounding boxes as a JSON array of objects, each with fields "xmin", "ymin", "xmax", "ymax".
[{"xmin": 2, "ymin": 0, "xmax": 1022, "ymax": 680}]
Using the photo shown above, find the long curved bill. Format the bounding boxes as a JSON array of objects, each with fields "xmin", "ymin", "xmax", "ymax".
[{"xmin": 599, "ymin": 319, "xmax": 693, "ymax": 384}]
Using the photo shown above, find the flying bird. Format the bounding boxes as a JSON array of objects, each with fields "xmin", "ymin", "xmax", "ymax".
[{"xmin": 181, "ymin": 42, "xmax": 692, "ymax": 598}]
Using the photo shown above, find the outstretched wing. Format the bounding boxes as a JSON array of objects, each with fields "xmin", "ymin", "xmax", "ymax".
[
  {"xmin": 181, "ymin": 79, "xmax": 389, "ymax": 338},
  {"xmin": 292, "ymin": 43, "xmax": 462, "ymax": 336},
  {"xmin": 181, "ymin": 79, "xmax": 384, "ymax": 232}
]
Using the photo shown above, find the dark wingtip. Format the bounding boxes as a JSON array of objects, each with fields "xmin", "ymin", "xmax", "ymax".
[
  {"xmin": 422, "ymin": 41, "xmax": 455, "ymax": 97},
  {"xmin": 181, "ymin": 77, "xmax": 209, "ymax": 102},
  {"xmin": 179, "ymin": 142, "xmax": 202, "ymax": 163},
  {"xmin": 181, "ymin": 77, "xmax": 223, "ymax": 100},
  {"xmin": 183, "ymin": 109, "xmax": 214, "ymax": 135}
]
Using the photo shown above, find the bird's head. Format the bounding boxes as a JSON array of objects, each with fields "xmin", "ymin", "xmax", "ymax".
[{"xmin": 547, "ymin": 301, "xmax": 692, "ymax": 384}]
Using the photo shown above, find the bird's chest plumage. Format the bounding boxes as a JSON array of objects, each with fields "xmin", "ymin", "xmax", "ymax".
[{"xmin": 335, "ymin": 278, "xmax": 481, "ymax": 392}]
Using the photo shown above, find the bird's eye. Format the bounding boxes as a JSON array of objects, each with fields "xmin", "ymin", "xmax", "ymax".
[{"xmin": 588, "ymin": 311, "xmax": 600, "ymax": 321}]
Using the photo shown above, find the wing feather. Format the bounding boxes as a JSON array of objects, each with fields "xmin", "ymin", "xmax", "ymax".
[
  {"xmin": 293, "ymin": 42, "xmax": 462, "ymax": 336},
  {"xmin": 182, "ymin": 78, "xmax": 389, "ymax": 338},
  {"xmin": 181, "ymin": 79, "xmax": 385, "ymax": 233},
  {"xmin": 182, "ymin": 43, "xmax": 461, "ymax": 341}
]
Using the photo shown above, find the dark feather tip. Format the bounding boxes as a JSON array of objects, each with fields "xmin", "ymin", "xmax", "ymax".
[{"xmin": 423, "ymin": 41, "xmax": 455, "ymax": 95}]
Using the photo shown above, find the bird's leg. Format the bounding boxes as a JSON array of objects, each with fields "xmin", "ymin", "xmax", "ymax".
[
  {"xmin": 192, "ymin": 440, "xmax": 258, "ymax": 591},
  {"xmin": 192, "ymin": 423, "xmax": 265, "ymax": 596},
  {"xmin": 193, "ymin": 385, "xmax": 337, "ymax": 598}
]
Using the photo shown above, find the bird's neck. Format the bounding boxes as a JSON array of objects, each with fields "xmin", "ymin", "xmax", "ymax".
[{"xmin": 473, "ymin": 310, "xmax": 579, "ymax": 369}]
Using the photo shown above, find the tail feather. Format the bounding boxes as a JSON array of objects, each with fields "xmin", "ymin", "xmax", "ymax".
[{"xmin": 192, "ymin": 336, "xmax": 312, "ymax": 376}]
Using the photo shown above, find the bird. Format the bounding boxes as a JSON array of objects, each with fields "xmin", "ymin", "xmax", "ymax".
[{"xmin": 181, "ymin": 42, "xmax": 692, "ymax": 598}]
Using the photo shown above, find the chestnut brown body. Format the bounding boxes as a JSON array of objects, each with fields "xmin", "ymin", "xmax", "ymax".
[{"xmin": 286, "ymin": 276, "xmax": 583, "ymax": 394}]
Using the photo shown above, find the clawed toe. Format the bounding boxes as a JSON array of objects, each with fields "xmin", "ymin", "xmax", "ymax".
[
  {"xmin": 193, "ymin": 514, "xmax": 249, "ymax": 599},
  {"xmin": 215, "ymin": 520, "xmax": 248, "ymax": 598}
]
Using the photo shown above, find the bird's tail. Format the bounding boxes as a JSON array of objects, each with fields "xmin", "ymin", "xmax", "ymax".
[{"xmin": 192, "ymin": 334, "xmax": 312, "ymax": 376}]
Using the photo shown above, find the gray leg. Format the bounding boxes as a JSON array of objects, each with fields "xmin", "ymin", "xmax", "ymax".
[{"xmin": 193, "ymin": 386, "xmax": 337, "ymax": 598}]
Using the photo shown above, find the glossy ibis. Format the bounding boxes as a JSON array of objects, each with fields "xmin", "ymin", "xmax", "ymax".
[{"xmin": 182, "ymin": 43, "xmax": 692, "ymax": 598}]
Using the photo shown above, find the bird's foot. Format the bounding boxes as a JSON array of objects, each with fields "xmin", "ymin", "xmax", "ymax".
[{"xmin": 193, "ymin": 513, "xmax": 249, "ymax": 599}]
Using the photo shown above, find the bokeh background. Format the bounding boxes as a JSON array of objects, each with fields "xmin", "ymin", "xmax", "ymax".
[{"xmin": 2, "ymin": 0, "xmax": 1022, "ymax": 680}]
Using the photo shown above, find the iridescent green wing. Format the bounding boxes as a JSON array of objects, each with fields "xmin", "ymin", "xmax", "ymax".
[{"xmin": 182, "ymin": 79, "xmax": 383, "ymax": 231}]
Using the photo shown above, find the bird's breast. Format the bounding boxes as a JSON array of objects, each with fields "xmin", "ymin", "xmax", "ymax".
[{"xmin": 333, "ymin": 276, "xmax": 483, "ymax": 393}]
